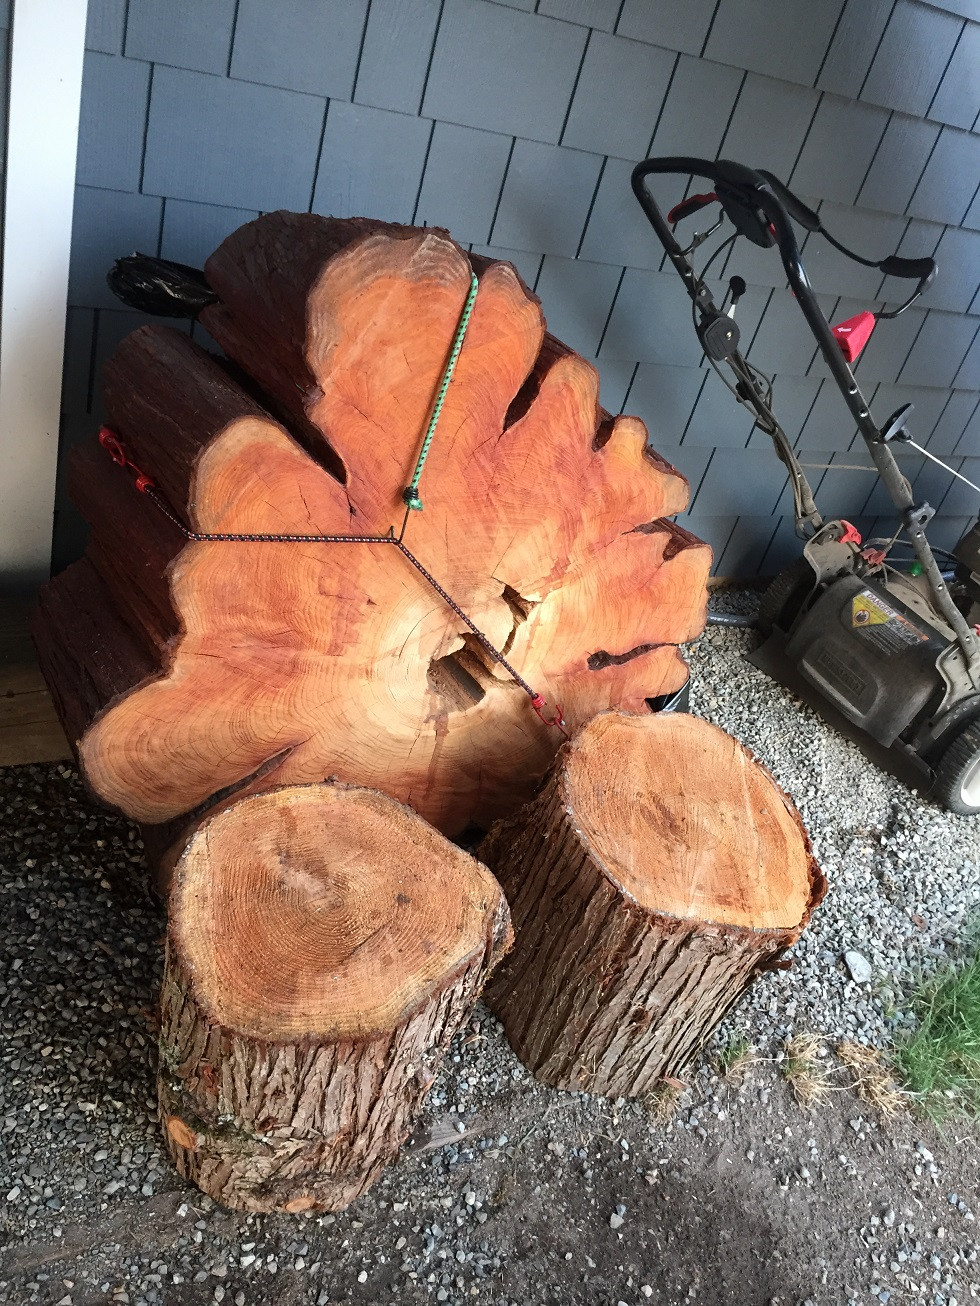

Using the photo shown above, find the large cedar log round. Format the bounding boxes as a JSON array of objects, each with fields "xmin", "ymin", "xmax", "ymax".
[
  {"xmin": 158, "ymin": 783, "xmax": 511, "ymax": 1213},
  {"xmin": 481, "ymin": 712, "xmax": 826, "ymax": 1097},
  {"xmin": 33, "ymin": 212, "xmax": 709, "ymax": 842}
]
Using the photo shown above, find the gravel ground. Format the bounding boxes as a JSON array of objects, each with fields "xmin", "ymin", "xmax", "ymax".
[
  {"xmin": 1, "ymin": 605, "xmax": 979, "ymax": 1306},
  {"xmin": 694, "ymin": 593, "xmax": 980, "ymax": 1056}
]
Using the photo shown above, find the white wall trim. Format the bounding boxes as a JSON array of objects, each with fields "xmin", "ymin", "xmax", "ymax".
[{"xmin": 0, "ymin": 0, "xmax": 86, "ymax": 593}]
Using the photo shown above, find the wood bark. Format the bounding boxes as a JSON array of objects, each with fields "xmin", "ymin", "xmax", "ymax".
[
  {"xmin": 31, "ymin": 557, "xmax": 159, "ymax": 751},
  {"xmin": 481, "ymin": 711, "xmax": 826, "ymax": 1097},
  {"xmin": 33, "ymin": 212, "xmax": 710, "ymax": 838},
  {"xmin": 157, "ymin": 782, "xmax": 512, "ymax": 1213}
]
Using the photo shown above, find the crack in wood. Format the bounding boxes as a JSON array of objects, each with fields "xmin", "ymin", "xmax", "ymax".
[
  {"xmin": 499, "ymin": 585, "xmax": 534, "ymax": 658},
  {"xmin": 426, "ymin": 653, "xmax": 486, "ymax": 711},
  {"xmin": 587, "ymin": 643, "xmax": 669, "ymax": 671},
  {"xmin": 142, "ymin": 746, "xmax": 296, "ymax": 862}
]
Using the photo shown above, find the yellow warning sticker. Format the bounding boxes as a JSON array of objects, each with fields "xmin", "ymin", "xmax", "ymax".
[
  {"xmin": 850, "ymin": 587, "xmax": 930, "ymax": 654},
  {"xmin": 852, "ymin": 593, "xmax": 890, "ymax": 627}
]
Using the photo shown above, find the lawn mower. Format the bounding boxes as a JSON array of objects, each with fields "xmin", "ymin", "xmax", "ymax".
[{"xmin": 632, "ymin": 156, "xmax": 980, "ymax": 815}]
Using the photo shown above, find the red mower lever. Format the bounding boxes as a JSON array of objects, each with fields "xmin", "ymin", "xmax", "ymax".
[
  {"xmin": 839, "ymin": 520, "xmax": 862, "ymax": 546},
  {"xmin": 667, "ymin": 192, "xmax": 718, "ymax": 226},
  {"xmin": 832, "ymin": 311, "xmax": 876, "ymax": 363}
]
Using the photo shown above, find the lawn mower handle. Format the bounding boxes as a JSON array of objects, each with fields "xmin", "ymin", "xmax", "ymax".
[
  {"xmin": 632, "ymin": 156, "xmax": 978, "ymax": 676},
  {"xmin": 631, "ymin": 157, "xmax": 937, "ymax": 299},
  {"xmin": 632, "ymin": 157, "xmax": 832, "ymax": 350}
]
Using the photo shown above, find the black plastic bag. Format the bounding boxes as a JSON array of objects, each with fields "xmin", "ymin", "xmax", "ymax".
[{"xmin": 106, "ymin": 253, "xmax": 219, "ymax": 318}]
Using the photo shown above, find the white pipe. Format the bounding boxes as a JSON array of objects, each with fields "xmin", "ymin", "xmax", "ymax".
[{"xmin": 0, "ymin": 0, "xmax": 87, "ymax": 593}]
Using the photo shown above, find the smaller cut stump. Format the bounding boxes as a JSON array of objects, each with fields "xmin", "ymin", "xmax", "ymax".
[
  {"xmin": 481, "ymin": 711, "xmax": 826, "ymax": 1097},
  {"xmin": 158, "ymin": 783, "xmax": 512, "ymax": 1213}
]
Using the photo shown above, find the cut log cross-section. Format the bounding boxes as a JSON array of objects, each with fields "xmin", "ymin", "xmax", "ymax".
[
  {"xmin": 481, "ymin": 711, "xmax": 827, "ymax": 1097},
  {"xmin": 158, "ymin": 782, "xmax": 512, "ymax": 1213},
  {"xmin": 32, "ymin": 212, "xmax": 710, "ymax": 839}
]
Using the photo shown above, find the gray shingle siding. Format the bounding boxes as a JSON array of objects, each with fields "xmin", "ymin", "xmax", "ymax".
[
  {"xmin": 75, "ymin": 52, "xmax": 151, "ymax": 194},
  {"xmin": 354, "ymin": 0, "xmax": 441, "ymax": 114},
  {"xmin": 230, "ymin": 0, "xmax": 368, "ymax": 100},
  {"xmin": 311, "ymin": 101, "xmax": 432, "ymax": 224},
  {"xmin": 421, "ymin": 1, "xmax": 587, "ymax": 144},
  {"xmin": 124, "ymin": 0, "xmax": 237, "ymax": 76},
  {"xmin": 560, "ymin": 33, "xmax": 675, "ymax": 159},
  {"xmin": 141, "ymin": 66, "xmax": 326, "ymax": 212},
  {"xmin": 56, "ymin": 0, "xmax": 980, "ymax": 577},
  {"xmin": 490, "ymin": 140, "xmax": 604, "ymax": 258},
  {"xmin": 85, "ymin": 0, "xmax": 126, "ymax": 55}
]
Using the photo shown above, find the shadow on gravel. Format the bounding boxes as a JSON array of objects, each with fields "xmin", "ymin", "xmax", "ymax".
[
  {"xmin": 465, "ymin": 1138, "xmax": 804, "ymax": 1306},
  {"xmin": 0, "ymin": 767, "xmax": 169, "ymax": 1218},
  {"xmin": 612, "ymin": 1175, "xmax": 796, "ymax": 1305}
]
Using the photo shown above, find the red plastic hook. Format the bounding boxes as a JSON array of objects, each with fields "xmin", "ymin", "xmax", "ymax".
[
  {"xmin": 99, "ymin": 426, "xmax": 155, "ymax": 493},
  {"xmin": 98, "ymin": 427, "xmax": 127, "ymax": 464},
  {"xmin": 531, "ymin": 693, "xmax": 570, "ymax": 740},
  {"xmin": 832, "ymin": 311, "xmax": 876, "ymax": 363}
]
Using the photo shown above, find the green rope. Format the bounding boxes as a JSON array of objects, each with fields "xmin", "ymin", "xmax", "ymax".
[{"xmin": 402, "ymin": 270, "xmax": 479, "ymax": 511}]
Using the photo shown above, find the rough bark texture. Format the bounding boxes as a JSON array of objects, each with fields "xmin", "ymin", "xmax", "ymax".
[
  {"xmin": 158, "ymin": 943, "xmax": 500, "ymax": 1214},
  {"xmin": 30, "ymin": 557, "xmax": 159, "ymax": 751},
  {"xmin": 482, "ymin": 712, "xmax": 826, "ymax": 1097},
  {"xmin": 157, "ymin": 783, "xmax": 512, "ymax": 1213},
  {"xmin": 33, "ymin": 212, "xmax": 710, "ymax": 840}
]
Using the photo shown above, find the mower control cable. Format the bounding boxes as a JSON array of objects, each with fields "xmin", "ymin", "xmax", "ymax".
[
  {"xmin": 898, "ymin": 440, "xmax": 980, "ymax": 499},
  {"xmin": 754, "ymin": 169, "xmax": 937, "ymax": 318},
  {"xmin": 682, "ymin": 235, "xmax": 819, "ymax": 532},
  {"xmin": 657, "ymin": 194, "xmax": 822, "ymax": 533}
]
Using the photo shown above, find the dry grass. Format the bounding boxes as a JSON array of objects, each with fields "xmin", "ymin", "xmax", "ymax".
[
  {"xmin": 837, "ymin": 1041, "xmax": 904, "ymax": 1117},
  {"xmin": 781, "ymin": 1034, "xmax": 836, "ymax": 1108},
  {"xmin": 644, "ymin": 1078, "xmax": 686, "ymax": 1123},
  {"xmin": 781, "ymin": 1036, "xmax": 904, "ymax": 1115}
]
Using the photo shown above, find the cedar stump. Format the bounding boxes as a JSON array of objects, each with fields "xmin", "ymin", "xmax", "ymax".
[
  {"xmin": 158, "ymin": 783, "xmax": 511, "ymax": 1213},
  {"xmin": 481, "ymin": 711, "xmax": 826, "ymax": 1097}
]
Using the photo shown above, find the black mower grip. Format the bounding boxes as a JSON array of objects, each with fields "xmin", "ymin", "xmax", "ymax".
[
  {"xmin": 757, "ymin": 170, "xmax": 821, "ymax": 232},
  {"xmin": 632, "ymin": 156, "xmax": 938, "ymax": 304},
  {"xmin": 879, "ymin": 254, "xmax": 938, "ymax": 287}
]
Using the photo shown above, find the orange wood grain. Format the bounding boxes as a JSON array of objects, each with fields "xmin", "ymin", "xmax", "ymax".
[{"xmin": 74, "ymin": 217, "xmax": 709, "ymax": 834}]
